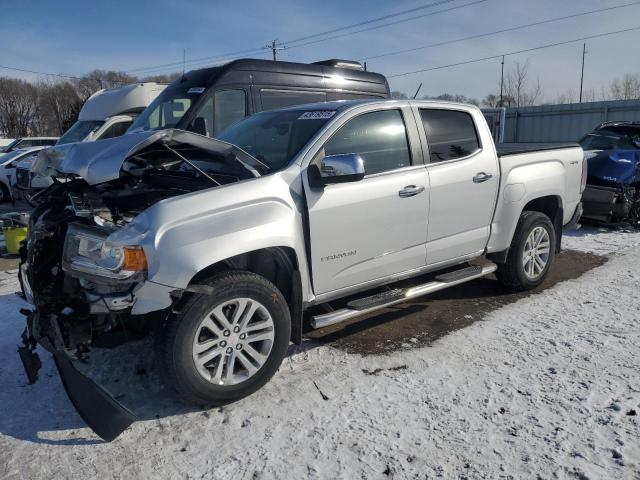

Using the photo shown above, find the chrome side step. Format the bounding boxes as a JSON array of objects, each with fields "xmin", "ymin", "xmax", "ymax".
[{"xmin": 310, "ymin": 263, "xmax": 497, "ymax": 329}]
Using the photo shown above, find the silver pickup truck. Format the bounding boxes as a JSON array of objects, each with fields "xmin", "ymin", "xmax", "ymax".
[{"xmin": 18, "ymin": 99, "xmax": 585, "ymax": 440}]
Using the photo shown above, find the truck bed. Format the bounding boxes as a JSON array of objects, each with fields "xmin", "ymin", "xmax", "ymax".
[{"xmin": 497, "ymin": 142, "xmax": 580, "ymax": 157}]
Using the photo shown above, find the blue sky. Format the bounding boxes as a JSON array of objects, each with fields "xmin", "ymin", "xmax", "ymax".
[{"xmin": 3, "ymin": 0, "xmax": 640, "ymax": 101}]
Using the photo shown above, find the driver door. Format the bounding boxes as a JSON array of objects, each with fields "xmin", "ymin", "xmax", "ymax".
[{"xmin": 303, "ymin": 107, "xmax": 429, "ymax": 296}]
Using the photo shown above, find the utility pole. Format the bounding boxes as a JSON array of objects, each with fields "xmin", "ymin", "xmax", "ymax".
[
  {"xmin": 579, "ymin": 43, "xmax": 587, "ymax": 103},
  {"xmin": 499, "ymin": 55, "xmax": 505, "ymax": 107},
  {"xmin": 265, "ymin": 40, "xmax": 286, "ymax": 61}
]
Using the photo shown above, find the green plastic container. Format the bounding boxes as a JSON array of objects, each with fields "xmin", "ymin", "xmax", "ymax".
[{"xmin": 3, "ymin": 226, "xmax": 27, "ymax": 255}]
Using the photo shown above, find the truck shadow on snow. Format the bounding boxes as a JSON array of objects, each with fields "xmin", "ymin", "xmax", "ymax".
[
  {"xmin": 0, "ymin": 250, "xmax": 606, "ymax": 445},
  {"xmin": 305, "ymin": 250, "xmax": 607, "ymax": 355}
]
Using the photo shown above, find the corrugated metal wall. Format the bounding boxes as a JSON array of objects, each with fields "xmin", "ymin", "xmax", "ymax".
[{"xmin": 503, "ymin": 99, "xmax": 640, "ymax": 143}]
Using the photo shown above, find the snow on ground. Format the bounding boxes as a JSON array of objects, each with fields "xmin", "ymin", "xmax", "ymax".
[{"xmin": 1, "ymin": 228, "xmax": 639, "ymax": 479}]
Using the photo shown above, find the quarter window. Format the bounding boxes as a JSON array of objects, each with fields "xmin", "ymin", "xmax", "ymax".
[
  {"xmin": 420, "ymin": 109, "xmax": 480, "ymax": 163},
  {"xmin": 323, "ymin": 109, "xmax": 411, "ymax": 175}
]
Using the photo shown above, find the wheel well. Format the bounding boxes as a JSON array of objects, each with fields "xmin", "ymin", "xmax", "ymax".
[
  {"xmin": 187, "ymin": 247, "xmax": 304, "ymax": 344},
  {"xmin": 523, "ymin": 195, "xmax": 563, "ymax": 253}
]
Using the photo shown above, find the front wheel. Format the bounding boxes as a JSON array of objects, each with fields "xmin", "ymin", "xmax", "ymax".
[
  {"xmin": 496, "ymin": 211, "xmax": 556, "ymax": 291},
  {"xmin": 158, "ymin": 270, "xmax": 291, "ymax": 405}
]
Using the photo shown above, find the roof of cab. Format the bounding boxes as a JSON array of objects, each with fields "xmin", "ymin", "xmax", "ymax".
[{"xmin": 172, "ymin": 58, "xmax": 389, "ymax": 94}]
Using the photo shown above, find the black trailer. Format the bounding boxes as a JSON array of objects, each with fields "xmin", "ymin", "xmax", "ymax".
[{"xmin": 128, "ymin": 58, "xmax": 390, "ymax": 137}]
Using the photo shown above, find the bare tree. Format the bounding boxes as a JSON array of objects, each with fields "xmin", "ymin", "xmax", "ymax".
[
  {"xmin": 141, "ymin": 72, "xmax": 181, "ymax": 83},
  {"xmin": 390, "ymin": 90, "xmax": 409, "ymax": 100},
  {"xmin": 423, "ymin": 93, "xmax": 479, "ymax": 106},
  {"xmin": 503, "ymin": 60, "xmax": 542, "ymax": 107},
  {"xmin": 0, "ymin": 77, "xmax": 40, "ymax": 137},
  {"xmin": 38, "ymin": 80, "xmax": 83, "ymax": 135},
  {"xmin": 610, "ymin": 74, "xmax": 640, "ymax": 100}
]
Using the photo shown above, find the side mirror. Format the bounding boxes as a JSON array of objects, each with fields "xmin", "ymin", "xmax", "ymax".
[
  {"xmin": 190, "ymin": 117, "xmax": 209, "ymax": 137},
  {"xmin": 316, "ymin": 153, "xmax": 365, "ymax": 186}
]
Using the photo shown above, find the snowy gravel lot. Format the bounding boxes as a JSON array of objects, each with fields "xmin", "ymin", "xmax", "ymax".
[{"xmin": 1, "ymin": 226, "xmax": 639, "ymax": 479}]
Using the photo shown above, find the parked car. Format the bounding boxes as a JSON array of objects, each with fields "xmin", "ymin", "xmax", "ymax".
[
  {"xmin": 0, "ymin": 138, "xmax": 15, "ymax": 148},
  {"xmin": 18, "ymin": 99, "xmax": 585, "ymax": 441},
  {"xmin": 0, "ymin": 137, "xmax": 57, "ymax": 153},
  {"xmin": 0, "ymin": 147, "xmax": 45, "ymax": 202},
  {"xmin": 580, "ymin": 121, "xmax": 640, "ymax": 224},
  {"xmin": 15, "ymin": 83, "xmax": 167, "ymax": 195}
]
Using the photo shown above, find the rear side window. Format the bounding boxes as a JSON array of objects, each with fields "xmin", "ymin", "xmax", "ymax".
[
  {"xmin": 261, "ymin": 89, "xmax": 327, "ymax": 111},
  {"xmin": 420, "ymin": 109, "xmax": 480, "ymax": 163},
  {"xmin": 323, "ymin": 109, "xmax": 411, "ymax": 175}
]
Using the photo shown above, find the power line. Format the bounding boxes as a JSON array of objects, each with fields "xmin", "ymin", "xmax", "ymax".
[
  {"xmin": 127, "ymin": 0, "xmax": 485, "ymax": 75},
  {"xmin": 285, "ymin": 0, "xmax": 489, "ymax": 51},
  {"xmin": 284, "ymin": 0, "xmax": 455, "ymax": 44},
  {"xmin": 388, "ymin": 25, "xmax": 640, "ymax": 78},
  {"xmin": 0, "ymin": 64, "xmax": 84, "ymax": 81},
  {"xmin": 362, "ymin": 1, "xmax": 640, "ymax": 61}
]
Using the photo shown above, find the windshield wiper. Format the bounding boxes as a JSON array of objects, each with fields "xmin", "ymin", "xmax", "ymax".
[{"xmin": 162, "ymin": 143, "xmax": 221, "ymax": 186}]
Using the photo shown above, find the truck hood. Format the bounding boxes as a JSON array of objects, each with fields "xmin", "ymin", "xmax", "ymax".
[
  {"xmin": 585, "ymin": 149, "xmax": 640, "ymax": 186},
  {"xmin": 32, "ymin": 129, "xmax": 266, "ymax": 185}
]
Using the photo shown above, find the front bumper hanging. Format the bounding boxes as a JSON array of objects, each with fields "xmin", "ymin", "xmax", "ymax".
[{"xmin": 18, "ymin": 308, "xmax": 137, "ymax": 442}]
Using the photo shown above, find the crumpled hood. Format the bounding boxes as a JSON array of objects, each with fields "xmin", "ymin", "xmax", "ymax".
[
  {"xmin": 585, "ymin": 149, "xmax": 640, "ymax": 186},
  {"xmin": 32, "ymin": 129, "xmax": 264, "ymax": 185}
]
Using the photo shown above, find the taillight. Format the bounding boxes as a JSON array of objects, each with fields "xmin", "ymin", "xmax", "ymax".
[{"xmin": 580, "ymin": 155, "xmax": 588, "ymax": 193}]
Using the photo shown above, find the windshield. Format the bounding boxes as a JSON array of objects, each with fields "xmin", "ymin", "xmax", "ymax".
[
  {"xmin": 128, "ymin": 88, "xmax": 199, "ymax": 133},
  {"xmin": 57, "ymin": 120, "xmax": 105, "ymax": 145},
  {"xmin": 216, "ymin": 109, "xmax": 336, "ymax": 171},
  {"xmin": 580, "ymin": 130, "xmax": 639, "ymax": 151},
  {"xmin": 0, "ymin": 149, "xmax": 27, "ymax": 165}
]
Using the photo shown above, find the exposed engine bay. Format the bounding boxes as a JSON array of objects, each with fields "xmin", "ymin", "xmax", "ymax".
[{"xmin": 19, "ymin": 131, "xmax": 263, "ymax": 375}]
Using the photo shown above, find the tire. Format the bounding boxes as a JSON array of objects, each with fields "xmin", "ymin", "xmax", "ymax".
[
  {"xmin": 158, "ymin": 270, "xmax": 291, "ymax": 405},
  {"xmin": 496, "ymin": 211, "xmax": 556, "ymax": 291},
  {"xmin": 0, "ymin": 183, "xmax": 10, "ymax": 203}
]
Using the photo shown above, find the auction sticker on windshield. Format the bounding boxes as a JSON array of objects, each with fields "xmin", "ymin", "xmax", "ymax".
[
  {"xmin": 298, "ymin": 111, "xmax": 336, "ymax": 120},
  {"xmin": 187, "ymin": 87, "xmax": 206, "ymax": 94}
]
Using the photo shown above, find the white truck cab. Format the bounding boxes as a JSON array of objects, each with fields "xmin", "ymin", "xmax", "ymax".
[{"xmin": 56, "ymin": 82, "xmax": 167, "ymax": 145}]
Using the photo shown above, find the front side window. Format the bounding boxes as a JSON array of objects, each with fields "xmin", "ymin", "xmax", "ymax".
[
  {"xmin": 420, "ymin": 109, "xmax": 480, "ymax": 163},
  {"xmin": 214, "ymin": 90, "xmax": 246, "ymax": 135},
  {"xmin": 187, "ymin": 89, "xmax": 247, "ymax": 137},
  {"xmin": 323, "ymin": 109, "xmax": 411, "ymax": 175},
  {"xmin": 128, "ymin": 90, "xmax": 195, "ymax": 133},
  {"xmin": 98, "ymin": 120, "xmax": 133, "ymax": 140}
]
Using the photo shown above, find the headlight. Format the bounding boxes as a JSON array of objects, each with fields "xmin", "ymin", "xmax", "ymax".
[{"xmin": 63, "ymin": 224, "xmax": 147, "ymax": 280}]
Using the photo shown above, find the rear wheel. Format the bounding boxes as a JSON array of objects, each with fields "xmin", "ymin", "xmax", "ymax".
[
  {"xmin": 158, "ymin": 270, "xmax": 291, "ymax": 405},
  {"xmin": 496, "ymin": 211, "xmax": 556, "ymax": 291}
]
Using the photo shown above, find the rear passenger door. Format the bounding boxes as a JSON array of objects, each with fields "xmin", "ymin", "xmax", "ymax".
[
  {"xmin": 303, "ymin": 106, "xmax": 429, "ymax": 295},
  {"xmin": 415, "ymin": 107, "xmax": 499, "ymax": 266}
]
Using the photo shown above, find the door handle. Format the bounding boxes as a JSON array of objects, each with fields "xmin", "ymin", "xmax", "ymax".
[
  {"xmin": 473, "ymin": 172, "xmax": 493, "ymax": 183},
  {"xmin": 398, "ymin": 185, "xmax": 425, "ymax": 198}
]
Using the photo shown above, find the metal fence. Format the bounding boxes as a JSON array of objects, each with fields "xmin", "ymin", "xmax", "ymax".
[{"xmin": 503, "ymin": 99, "xmax": 640, "ymax": 143}]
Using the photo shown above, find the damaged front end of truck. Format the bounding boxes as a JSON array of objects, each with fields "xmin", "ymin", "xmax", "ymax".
[
  {"xmin": 581, "ymin": 149, "xmax": 640, "ymax": 225},
  {"xmin": 17, "ymin": 129, "xmax": 265, "ymax": 441}
]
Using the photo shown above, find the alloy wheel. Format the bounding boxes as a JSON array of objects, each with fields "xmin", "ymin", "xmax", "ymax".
[
  {"xmin": 522, "ymin": 226, "xmax": 551, "ymax": 280},
  {"xmin": 191, "ymin": 297, "xmax": 275, "ymax": 386}
]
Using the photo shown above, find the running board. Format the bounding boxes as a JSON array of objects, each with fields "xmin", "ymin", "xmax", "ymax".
[{"xmin": 310, "ymin": 263, "xmax": 497, "ymax": 329}]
